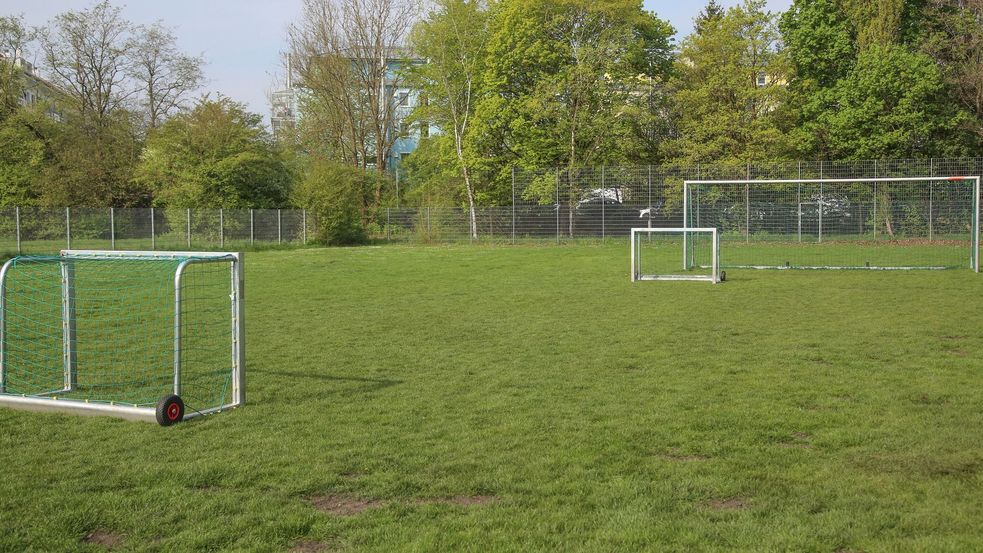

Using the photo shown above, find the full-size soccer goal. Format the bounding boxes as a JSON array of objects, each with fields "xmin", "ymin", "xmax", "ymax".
[
  {"xmin": 631, "ymin": 227, "xmax": 721, "ymax": 283},
  {"xmin": 0, "ymin": 250, "xmax": 244, "ymax": 425},
  {"xmin": 684, "ymin": 176, "xmax": 981, "ymax": 271}
]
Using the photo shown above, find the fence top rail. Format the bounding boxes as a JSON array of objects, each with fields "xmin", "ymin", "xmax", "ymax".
[
  {"xmin": 61, "ymin": 250, "xmax": 240, "ymax": 262},
  {"xmin": 685, "ymin": 176, "xmax": 980, "ymax": 185}
]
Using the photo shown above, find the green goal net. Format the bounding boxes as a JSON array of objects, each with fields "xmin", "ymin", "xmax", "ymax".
[{"xmin": 0, "ymin": 251, "xmax": 244, "ymax": 424}]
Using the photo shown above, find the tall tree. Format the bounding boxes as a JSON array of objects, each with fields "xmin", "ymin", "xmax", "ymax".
[
  {"xmin": 37, "ymin": 1, "xmax": 135, "ymax": 129},
  {"xmin": 0, "ymin": 15, "xmax": 30, "ymax": 117},
  {"xmin": 665, "ymin": 0, "xmax": 790, "ymax": 164},
  {"xmin": 920, "ymin": 0, "xmax": 983, "ymax": 142},
  {"xmin": 472, "ymin": 0, "xmax": 675, "ymax": 217},
  {"xmin": 288, "ymin": 0, "xmax": 418, "ymax": 188},
  {"xmin": 408, "ymin": 0, "xmax": 490, "ymax": 239},
  {"xmin": 130, "ymin": 23, "xmax": 205, "ymax": 130}
]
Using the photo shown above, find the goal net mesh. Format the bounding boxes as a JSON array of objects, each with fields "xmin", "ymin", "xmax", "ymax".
[
  {"xmin": 686, "ymin": 178, "xmax": 979, "ymax": 269},
  {"xmin": 1, "ymin": 256, "xmax": 234, "ymax": 411}
]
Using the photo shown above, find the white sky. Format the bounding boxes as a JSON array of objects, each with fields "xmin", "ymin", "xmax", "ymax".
[{"xmin": 1, "ymin": 0, "xmax": 793, "ymax": 127}]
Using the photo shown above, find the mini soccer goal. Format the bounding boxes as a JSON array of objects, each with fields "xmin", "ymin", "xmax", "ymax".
[
  {"xmin": 631, "ymin": 227, "xmax": 721, "ymax": 283},
  {"xmin": 684, "ymin": 176, "xmax": 981, "ymax": 271},
  {"xmin": 0, "ymin": 250, "xmax": 244, "ymax": 425}
]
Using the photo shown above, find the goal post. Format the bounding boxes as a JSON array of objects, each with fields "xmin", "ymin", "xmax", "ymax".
[
  {"xmin": 0, "ymin": 250, "xmax": 245, "ymax": 425},
  {"xmin": 631, "ymin": 227, "xmax": 721, "ymax": 283},
  {"xmin": 684, "ymin": 176, "xmax": 981, "ymax": 272}
]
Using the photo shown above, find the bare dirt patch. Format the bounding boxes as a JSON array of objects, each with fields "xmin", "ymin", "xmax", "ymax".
[
  {"xmin": 417, "ymin": 495, "xmax": 498, "ymax": 506},
  {"xmin": 82, "ymin": 530, "xmax": 124, "ymax": 549},
  {"xmin": 948, "ymin": 349, "xmax": 969, "ymax": 357},
  {"xmin": 310, "ymin": 494, "xmax": 384, "ymax": 516},
  {"xmin": 792, "ymin": 432, "xmax": 812, "ymax": 441},
  {"xmin": 706, "ymin": 497, "xmax": 750, "ymax": 511},
  {"xmin": 290, "ymin": 540, "xmax": 333, "ymax": 553}
]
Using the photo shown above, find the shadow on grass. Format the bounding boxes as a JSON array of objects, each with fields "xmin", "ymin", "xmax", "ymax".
[{"xmin": 253, "ymin": 369, "xmax": 403, "ymax": 395}]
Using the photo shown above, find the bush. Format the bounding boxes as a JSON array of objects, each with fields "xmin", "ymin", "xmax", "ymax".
[{"xmin": 295, "ymin": 161, "xmax": 374, "ymax": 246}]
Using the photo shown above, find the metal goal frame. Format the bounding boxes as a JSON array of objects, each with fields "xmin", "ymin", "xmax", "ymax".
[
  {"xmin": 631, "ymin": 227, "xmax": 721, "ymax": 283},
  {"xmin": 683, "ymin": 176, "xmax": 981, "ymax": 272},
  {"xmin": 0, "ymin": 250, "xmax": 245, "ymax": 423}
]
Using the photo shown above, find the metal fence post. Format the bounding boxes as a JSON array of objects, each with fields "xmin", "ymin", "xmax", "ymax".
[
  {"xmin": 555, "ymin": 168, "xmax": 560, "ymax": 244},
  {"xmin": 929, "ymin": 158, "xmax": 934, "ymax": 241},
  {"xmin": 277, "ymin": 209, "xmax": 282, "ymax": 244},
  {"xmin": 186, "ymin": 208, "xmax": 191, "ymax": 248},
  {"xmin": 386, "ymin": 208, "xmax": 391, "ymax": 241},
  {"xmin": 511, "ymin": 166, "xmax": 516, "ymax": 244},
  {"xmin": 150, "ymin": 207, "xmax": 156, "ymax": 250},
  {"xmin": 15, "ymin": 206, "xmax": 20, "ymax": 254},
  {"xmin": 66, "ymin": 207, "xmax": 71, "ymax": 250},
  {"xmin": 250, "ymin": 209, "xmax": 254, "ymax": 245},
  {"xmin": 601, "ymin": 166, "xmax": 606, "ymax": 241},
  {"xmin": 220, "ymin": 208, "xmax": 225, "ymax": 248},
  {"xmin": 427, "ymin": 207, "xmax": 432, "ymax": 241},
  {"xmin": 110, "ymin": 207, "xmax": 115, "ymax": 250},
  {"xmin": 302, "ymin": 209, "xmax": 307, "ymax": 244}
]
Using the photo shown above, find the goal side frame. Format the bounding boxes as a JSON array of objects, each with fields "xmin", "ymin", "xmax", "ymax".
[
  {"xmin": 631, "ymin": 227, "xmax": 720, "ymax": 283},
  {"xmin": 683, "ymin": 176, "xmax": 981, "ymax": 273},
  {"xmin": 0, "ymin": 250, "xmax": 245, "ymax": 422}
]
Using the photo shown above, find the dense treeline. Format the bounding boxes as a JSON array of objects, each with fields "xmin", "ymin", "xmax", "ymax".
[
  {"xmin": 0, "ymin": 2, "xmax": 290, "ymax": 211},
  {"xmin": 1, "ymin": 0, "xmax": 982, "ymax": 244}
]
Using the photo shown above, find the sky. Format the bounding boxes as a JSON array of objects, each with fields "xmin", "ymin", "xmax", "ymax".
[{"xmin": 2, "ymin": 0, "xmax": 793, "ymax": 128}]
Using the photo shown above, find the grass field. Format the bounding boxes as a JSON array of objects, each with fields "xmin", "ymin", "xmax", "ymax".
[{"xmin": 1, "ymin": 243, "xmax": 982, "ymax": 552}]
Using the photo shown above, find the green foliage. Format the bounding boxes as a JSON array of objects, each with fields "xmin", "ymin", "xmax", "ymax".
[
  {"xmin": 294, "ymin": 160, "xmax": 374, "ymax": 245},
  {"xmin": 665, "ymin": 0, "xmax": 791, "ymax": 164},
  {"xmin": 470, "ymin": 0, "xmax": 675, "ymax": 201},
  {"xmin": 817, "ymin": 44, "xmax": 975, "ymax": 159},
  {"xmin": 135, "ymin": 97, "xmax": 292, "ymax": 208},
  {"xmin": 0, "ymin": 106, "xmax": 55, "ymax": 207}
]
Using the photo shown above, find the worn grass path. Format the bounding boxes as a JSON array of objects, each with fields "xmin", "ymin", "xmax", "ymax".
[{"xmin": 1, "ymin": 244, "xmax": 982, "ymax": 552}]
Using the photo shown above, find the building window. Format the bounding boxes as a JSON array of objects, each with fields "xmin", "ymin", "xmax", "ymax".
[
  {"xmin": 397, "ymin": 92, "xmax": 409, "ymax": 106},
  {"xmin": 756, "ymin": 72, "xmax": 767, "ymax": 87}
]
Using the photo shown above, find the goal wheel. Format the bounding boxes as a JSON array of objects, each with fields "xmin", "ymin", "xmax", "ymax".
[
  {"xmin": 156, "ymin": 395, "xmax": 185, "ymax": 426},
  {"xmin": 720, "ymin": 271, "xmax": 727, "ymax": 282}
]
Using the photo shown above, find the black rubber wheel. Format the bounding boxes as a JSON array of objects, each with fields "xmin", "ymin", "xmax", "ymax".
[
  {"xmin": 156, "ymin": 395, "xmax": 185, "ymax": 426},
  {"xmin": 720, "ymin": 271, "xmax": 727, "ymax": 282}
]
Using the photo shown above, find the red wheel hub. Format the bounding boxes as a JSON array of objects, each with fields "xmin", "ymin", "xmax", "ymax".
[{"xmin": 168, "ymin": 403, "xmax": 180, "ymax": 420}]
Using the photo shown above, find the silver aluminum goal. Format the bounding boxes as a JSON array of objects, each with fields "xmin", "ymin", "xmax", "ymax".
[
  {"xmin": 631, "ymin": 227, "xmax": 721, "ymax": 283},
  {"xmin": 0, "ymin": 250, "xmax": 245, "ymax": 424},
  {"xmin": 684, "ymin": 176, "xmax": 981, "ymax": 271}
]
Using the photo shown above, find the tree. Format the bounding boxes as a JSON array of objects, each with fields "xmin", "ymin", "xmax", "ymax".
[
  {"xmin": 817, "ymin": 44, "xmax": 974, "ymax": 159},
  {"xmin": 471, "ymin": 0, "xmax": 675, "ymax": 229},
  {"xmin": 134, "ymin": 97, "xmax": 292, "ymax": 208},
  {"xmin": 37, "ymin": 1, "xmax": 135, "ymax": 129},
  {"xmin": 130, "ymin": 23, "xmax": 205, "ymax": 130},
  {"xmin": 920, "ymin": 0, "xmax": 983, "ymax": 143},
  {"xmin": 408, "ymin": 0, "xmax": 490, "ymax": 239},
  {"xmin": 781, "ymin": 0, "xmax": 980, "ymax": 158},
  {"xmin": 0, "ymin": 15, "xmax": 30, "ymax": 117},
  {"xmin": 288, "ymin": 0, "xmax": 419, "ymax": 186},
  {"xmin": 695, "ymin": 0, "xmax": 725, "ymax": 35},
  {"xmin": 665, "ymin": 0, "xmax": 790, "ymax": 164}
]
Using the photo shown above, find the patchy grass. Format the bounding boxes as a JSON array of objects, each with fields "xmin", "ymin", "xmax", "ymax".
[{"xmin": 1, "ymin": 243, "xmax": 982, "ymax": 552}]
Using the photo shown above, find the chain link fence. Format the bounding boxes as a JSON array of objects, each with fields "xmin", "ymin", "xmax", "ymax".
[
  {"xmin": 1, "ymin": 157, "xmax": 981, "ymax": 252},
  {"xmin": 0, "ymin": 208, "xmax": 311, "ymax": 254}
]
